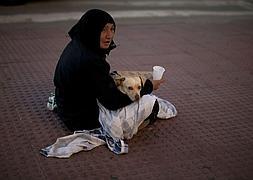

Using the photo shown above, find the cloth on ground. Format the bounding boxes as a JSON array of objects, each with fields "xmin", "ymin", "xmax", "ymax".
[{"xmin": 40, "ymin": 94, "xmax": 177, "ymax": 158}]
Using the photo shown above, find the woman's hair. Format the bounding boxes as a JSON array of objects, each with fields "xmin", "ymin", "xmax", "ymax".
[{"xmin": 68, "ymin": 9, "xmax": 116, "ymax": 54}]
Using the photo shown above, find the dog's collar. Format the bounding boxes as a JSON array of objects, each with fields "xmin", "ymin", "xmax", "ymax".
[{"xmin": 139, "ymin": 76, "xmax": 144, "ymax": 88}]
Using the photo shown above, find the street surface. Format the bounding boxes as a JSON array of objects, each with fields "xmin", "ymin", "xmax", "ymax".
[{"xmin": 0, "ymin": 0, "xmax": 253, "ymax": 179}]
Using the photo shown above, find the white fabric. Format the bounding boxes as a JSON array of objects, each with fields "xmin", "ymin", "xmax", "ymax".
[
  {"xmin": 40, "ymin": 94, "xmax": 177, "ymax": 158},
  {"xmin": 40, "ymin": 129, "xmax": 106, "ymax": 158},
  {"xmin": 98, "ymin": 95, "xmax": 157, "ymax": 140}
]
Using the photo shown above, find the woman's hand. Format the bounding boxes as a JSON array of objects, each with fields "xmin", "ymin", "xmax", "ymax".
[{"xmin": 152, "ymin": 78, "xmax": 165, "ymax": 90}]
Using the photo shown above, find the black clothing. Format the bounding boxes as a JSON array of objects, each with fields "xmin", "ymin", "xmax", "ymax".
[
  {"xmin": 147, "ymin": 100, "xmax": 159, "ymax": 125},
  {"xmin": 53, "ymin": 9, "xmax": 153, "ymax": 131}
]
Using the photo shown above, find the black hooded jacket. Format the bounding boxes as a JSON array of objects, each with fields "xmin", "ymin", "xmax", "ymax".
[{"xmin": 53, "ymin": 9, "xmax": 153, "ymax": 130}]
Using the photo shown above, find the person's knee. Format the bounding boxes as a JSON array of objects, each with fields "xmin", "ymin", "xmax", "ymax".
[{"xmin": 140, "ymin": 94, "xmax": 156, "ymax": 102}]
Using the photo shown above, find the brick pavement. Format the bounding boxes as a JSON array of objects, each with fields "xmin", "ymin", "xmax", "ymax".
[{"xmin": 0, "ymin": 9, "xmax": 253, "ymax": 180}]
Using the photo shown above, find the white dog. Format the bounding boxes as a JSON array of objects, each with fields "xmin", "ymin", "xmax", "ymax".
[{"xmin": 111, "ymin": 71, "xmax": 143, "ymax": 101}]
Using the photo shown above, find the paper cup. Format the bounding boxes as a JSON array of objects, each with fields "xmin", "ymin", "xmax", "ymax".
[{"xmin": 152, "ymin": 66, "xmax": 165, "ymax": 80}]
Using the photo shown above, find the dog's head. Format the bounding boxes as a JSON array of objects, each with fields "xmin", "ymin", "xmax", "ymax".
[{"xmin": 114, "ymin": 76, "xmax": 143, "ymax": 101}]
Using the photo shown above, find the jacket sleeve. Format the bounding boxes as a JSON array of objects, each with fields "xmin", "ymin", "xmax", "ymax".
[
  {"xmin": 140, "ymin": 79, "xmax": 153, "ymax": 96},
  {"xmin": 90, "ymin": 60, "xmax": 133, "ymax": 110}
]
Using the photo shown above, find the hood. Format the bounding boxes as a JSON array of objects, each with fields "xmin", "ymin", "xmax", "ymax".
[{"xmin": 68, "ymin": 9, "xmax": 116, "ymax": 55}]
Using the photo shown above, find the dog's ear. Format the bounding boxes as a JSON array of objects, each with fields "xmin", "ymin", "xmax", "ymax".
[{"xmin": 114, "ymin": 77, "xmax": 125, "ymax": 86}]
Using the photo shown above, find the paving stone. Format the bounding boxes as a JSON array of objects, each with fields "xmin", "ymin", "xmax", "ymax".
[{"xmin": 0, "ymin": 14, "xmax": 252, "ymax": 180}]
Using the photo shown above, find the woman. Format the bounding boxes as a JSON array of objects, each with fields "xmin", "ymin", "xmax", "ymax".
[{"xmin": 53, "ymin": 9, "xmax": 164, "ymax": 131}]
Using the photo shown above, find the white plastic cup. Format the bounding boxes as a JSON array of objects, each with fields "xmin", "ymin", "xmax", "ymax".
[{"xmin": 152, "ymin": 66, "xmax": 165, "ymax": 80}]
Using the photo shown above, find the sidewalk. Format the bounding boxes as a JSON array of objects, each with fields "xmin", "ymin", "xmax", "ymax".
[{"xmin": 0, "ymin": 1, "xmax": 253, "ymax": 180}]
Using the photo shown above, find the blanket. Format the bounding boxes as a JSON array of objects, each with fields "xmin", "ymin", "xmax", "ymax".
[{"xmin": 41, "ymin": 94, "xmax": 177, "ymax": 158}]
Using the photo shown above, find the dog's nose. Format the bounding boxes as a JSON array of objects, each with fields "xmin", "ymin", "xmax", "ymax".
[{"xmin": 135, "ymin": 94, "xmax": 140, "ymax": 100}]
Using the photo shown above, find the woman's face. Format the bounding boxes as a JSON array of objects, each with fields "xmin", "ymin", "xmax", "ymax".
[{"xmin": 100, "ymin": 23, "xmax": 115, "ymax": 49}]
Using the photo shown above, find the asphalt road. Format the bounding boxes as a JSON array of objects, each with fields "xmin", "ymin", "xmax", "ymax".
[{"xmin": 1, "ymin": 0, "xmax": 253, "ymax": 23}]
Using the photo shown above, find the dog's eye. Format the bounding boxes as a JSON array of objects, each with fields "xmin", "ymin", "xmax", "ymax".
[
  {"xmin": 128, "ymin": 87, "xmax": 133, "ymax": 90},
  {"xmin": 138, "ymin": 86, "xmax": 141, "ymax": 90}
]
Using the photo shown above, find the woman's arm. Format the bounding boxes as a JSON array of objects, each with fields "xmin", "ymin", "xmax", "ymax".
[
  {"xmin": 90, "ymin": 61, "xmax": 133, "ymax": 110},
  {"xmin": 140, "ymin": 79, "xmax": 153, "ymax": 96}
]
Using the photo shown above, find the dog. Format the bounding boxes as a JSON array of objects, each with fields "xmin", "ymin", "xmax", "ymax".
[{"xmin": 111, "ymin": 71, "xmax": 144, "ymax": 101}]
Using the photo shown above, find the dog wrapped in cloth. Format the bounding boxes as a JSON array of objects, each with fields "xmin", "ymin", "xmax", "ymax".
[{"xmin": 110, "ymin": 71, "xmax": 153, "ymax": 101}]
